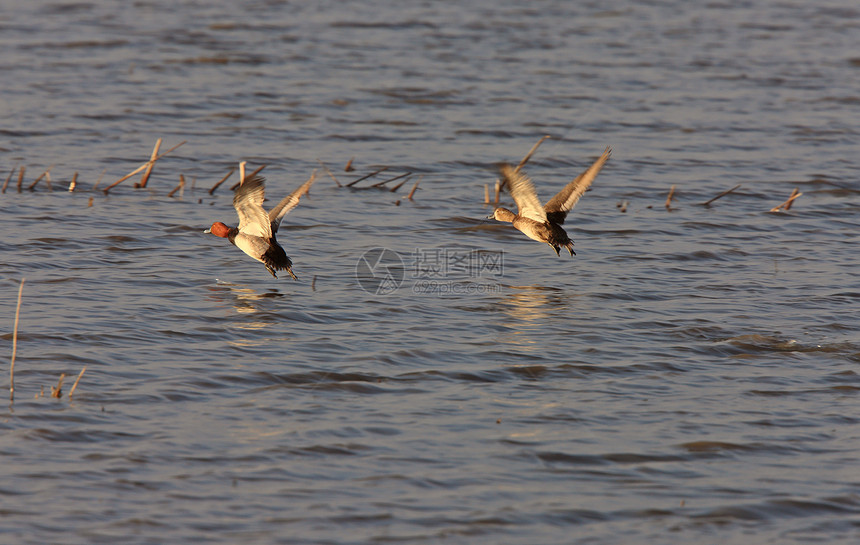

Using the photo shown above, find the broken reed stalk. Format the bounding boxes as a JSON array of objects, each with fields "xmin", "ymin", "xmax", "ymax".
[
  {"xmin": 208, "ymin": 167, "xmax": 235, "ymax": 195},
  {"xmin": 68, "ymin": 366, "xmax": 87, "ymax": 399},
  {"xmin": 389, "ymin": 177, "xmax": 410, "ymax": 192},
  {"xmin": 317, "ymin": 159, "xmax": 342, "ymax": 187},
  {"xmin": 371, "ymin": 171, "xmax": 411, "ymax": 188},
  {"xmin": 407, "ymin": 178, "xmax": 421, "ymax": 201},
  {"xmin": 515, "ymin": 135, "xmax": 551, "ymax": 173},
  {"xmin": 10, "ymin": 278, "xmax": 24, "ymax": 402},
  {"xmin": 230, "ymin": 164, "xmax": 266, "ymax": 191},
  {"xmin": 27, "ymin": 165, "xmax": 55, "ymax": 191},
  {"xmin": 484, "ymin": 184, "xmax": 490, "ymax": 204},
  {"xmin": 68, "ymin": 172, "xmax": 78, "ymax": 192},
  {"xmin": 102, "ymin": 139, "xmax": 186, "ymax": 194},
  {"xmin": 783, "ymin": 188, "xmax": 800, "ymax": 211},
  {"xmin": 494, "ymin": 179, "xmax": 500, "ymax": 204},
  {"xmin": 167, "ymin": 174, "xmax": 185, "ymax": 198},
  {"xmin": 2, "ymin": 166, "xmax": 15, "ymax": 193},
  {"xmin": 770, "ymin": 188, "xmax": 802, "ymax": 212},
  {"xmin": 665, "ymin": 185, "xmax": 676, "ymax": 210},
  {"xmin": 701, "ymin": 184, "xmax": 741, "ymax": 206},
  {"xmin": 344, "ymin": 157, "xmax": 355, "ymax": 172},
  {"xmin": 311, "ymin": 275, "xmax": 317, "ymax": 291},
  {"xmin": 16, "ymin": 166, "xmax": 26, "ymax": 193},
  {"xmin": 346, "ymin": 166, "xmax": 389, "ymax": 188},
  {"xmin": 93, "ymin": 168, "xmax": 106, "ymax": 190},
  {"xmin": 51, "ymin": 373, "xmax": 66, "ymax": 399},
  {"xmin": 138, "ymin": 138, "xmax": 162, "ymax": 188}
]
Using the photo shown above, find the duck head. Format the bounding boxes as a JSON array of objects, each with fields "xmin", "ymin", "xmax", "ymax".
[
  {"xmin": 205, "ymin": 221, "xmax": 232, "ymax": 238},
  {"xmin": 487, "ymin": 207, "xmax": 516, "ymax": 222}
]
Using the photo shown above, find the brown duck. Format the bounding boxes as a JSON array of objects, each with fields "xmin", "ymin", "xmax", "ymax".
[{"xmin": 488, "ymin": 147, "xmax": 611, "ymax": 256}]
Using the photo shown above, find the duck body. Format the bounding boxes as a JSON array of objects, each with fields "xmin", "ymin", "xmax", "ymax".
[
  {"xmin": 491, "ymin": 207, "xmax": 574, "ymax": 256},
  {"xmin": 489, "ymin": 146, "xmax": 611, "ymax": 256},
  {"xmin": 206, "ymin": 173, "xmax": 315, "ymax": 279}
]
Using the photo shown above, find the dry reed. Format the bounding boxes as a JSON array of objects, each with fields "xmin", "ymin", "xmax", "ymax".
[
  {"xmin": 783, "ymin": 188, "xmax": 800, "ymax": 211},
  {"xmin": 2, "ymin": 166, "xmax": 15, "ymax": 193},
  {"xmin": 346, "ymin": 167, "xmax": 389, "ymax": 188},
  {"xmin": 68, "ymin": 366, "xmax": 87, "ymax": 399},
  {"xmin": 102, "ymin": 139, "xmax": 186, "ymax": 194},
  {"xmin": 407, "ymin": 178, "xmax": 421, "ymax": 200},
  {"xmin": 665, "ymin": 185, "xmax": 676, "ymax": 210},
  {"xmin": 51, "ymin": 373, "xmax": 66, "ymax": 399},
  {"xmin": 9, "ymin": 278, "xmax": 24, "ymax": 402},
  {"xmin": 515, "ymin": 135, "xmax": 550, "ymax": 173},
  {"xmin": 371, "ymin": 172, "xmax": 411, "ymax": 188},
  {"xmin": 208, "ymin": 167, "xmax": 235, "ymax": 195},
  {"xmin": 93, "ymin": 168, "xmax": 106, "ymax": 190},
  {"xmin": 167, "ymin": 174, "xmax": 185, "ymax": 198},
  {"xmin": 28, "ymin": 165, "xmax": 55, "ymax": 191},
  {"xmin": 229, "ymin": 164, "xmax": 266, "ymax": 191},
  {"xmin": 316, "ymin": 159, "xmax": 342, "ymax": 187},
  {"xmin": 389, "ymin": 177, "xmax": 410, "ymax": 192},
  {"xmin": 701, "ymin": 184, "xmax": 741, "ymax": 206},
  {"xmin": 68, "ymin": 172, "xmax": 78, "ymax": 192},
  {"xmin": 16, "ymin": 166, "xmax": 25, "ymax": 193},
  {"xmin": 344, "ymin": 158, "xmax": 355, "ymax": 172},
  {"xmin": 137, "ymin": 138, "xmax": 162, "ymax": 188},
  {"xmin": 770, "ymin": 188, "xmax": 802, "ymax": 212}
]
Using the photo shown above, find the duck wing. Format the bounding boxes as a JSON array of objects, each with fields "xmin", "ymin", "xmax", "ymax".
[
  {"xmin": 499, "ymin": 163, "xmax": 547, "ymax": 223},
  {"xmin": 233, "ymin": 175, "xmax": 272, "ymax": 239},
  {"xmin": 268, "ymin": 171, "xmax": 317, "ymax": 233},
  {"xmin": 544, "ymin": 146, "xmax": 611, "ymax": 225}
]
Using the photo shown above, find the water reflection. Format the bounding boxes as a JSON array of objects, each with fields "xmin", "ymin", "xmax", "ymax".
[
  {"xmin": 495, "ymin": 285, "xmax": 574, "ymax": 350},
  {"xmin": 206, "ymin": 280, "xmax": 284, "ymax": 317}
]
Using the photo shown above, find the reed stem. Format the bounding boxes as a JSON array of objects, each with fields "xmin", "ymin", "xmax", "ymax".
[
  {"xmin": 665, "ymin": 185, "xmax": 676, "ymax": 210},
  {"xmin": 317, "ymin": 159, "xmax": 341, "ymax": 187},
  {"xmin": 10, "ymin": 279, "xmax": 24, "ymax": 402},
  {"xmin": 346, "ymin": 167, "xmax": 389, "ymax": 187},
  {"xmin": 701, "ymin": 184, "xmax": 741, "ymax": 206},
  {"xmin": 515, "ymin": 135, "xmax": 550, "ymax": 173},
  {"xmin": 407, "ymin": 178, "xmax": 421, "ymax": 201},
  {"xmin": 68, "ymin": 366, "xmax": 87, "ymax": 399},
  {"xmin": 103, "ymin": 140, "xmax": 186, "ymax": 194},
  {"xmin": 208, "ymin": 167, "xmax": 235, "ymax": 195},
  {"xmin": 138, "ymin": 138, "xmax": 162, "ymax": 188}
]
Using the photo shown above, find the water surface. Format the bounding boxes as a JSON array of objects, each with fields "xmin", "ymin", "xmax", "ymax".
[{"xmin": 1, "ymin": 1, "xmax": 859, "ymax": 543}]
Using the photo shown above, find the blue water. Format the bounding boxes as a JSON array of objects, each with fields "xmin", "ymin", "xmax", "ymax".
[{"xmin": 1, "ymin": 1, "xmax": 859, "ymax": 543}]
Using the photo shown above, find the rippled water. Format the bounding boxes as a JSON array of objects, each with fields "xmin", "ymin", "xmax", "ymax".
[{"xmin": 2, "ymin": 1, "xmax": 859, "ymax": 543}]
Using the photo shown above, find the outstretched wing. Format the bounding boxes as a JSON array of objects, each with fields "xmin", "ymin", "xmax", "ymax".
[
  {"xmin": 233, "ymin": 175, "xmax": 272, "ymax": 239},
  {"xmin": 499, "ymin": 163, "xmax": 546, "ymax": 223},
  {"xmin": 544, "ymin": 146, "xmax": 611, "ymax": 225},
  {"xmin": 268, "ymin": 171, "xmax": 317, "ymax": 233}
]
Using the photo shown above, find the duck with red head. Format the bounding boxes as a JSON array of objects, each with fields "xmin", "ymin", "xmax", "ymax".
[{"xmin": 205, "ymin": 172, "xmax": 316, "ymax": 279}]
